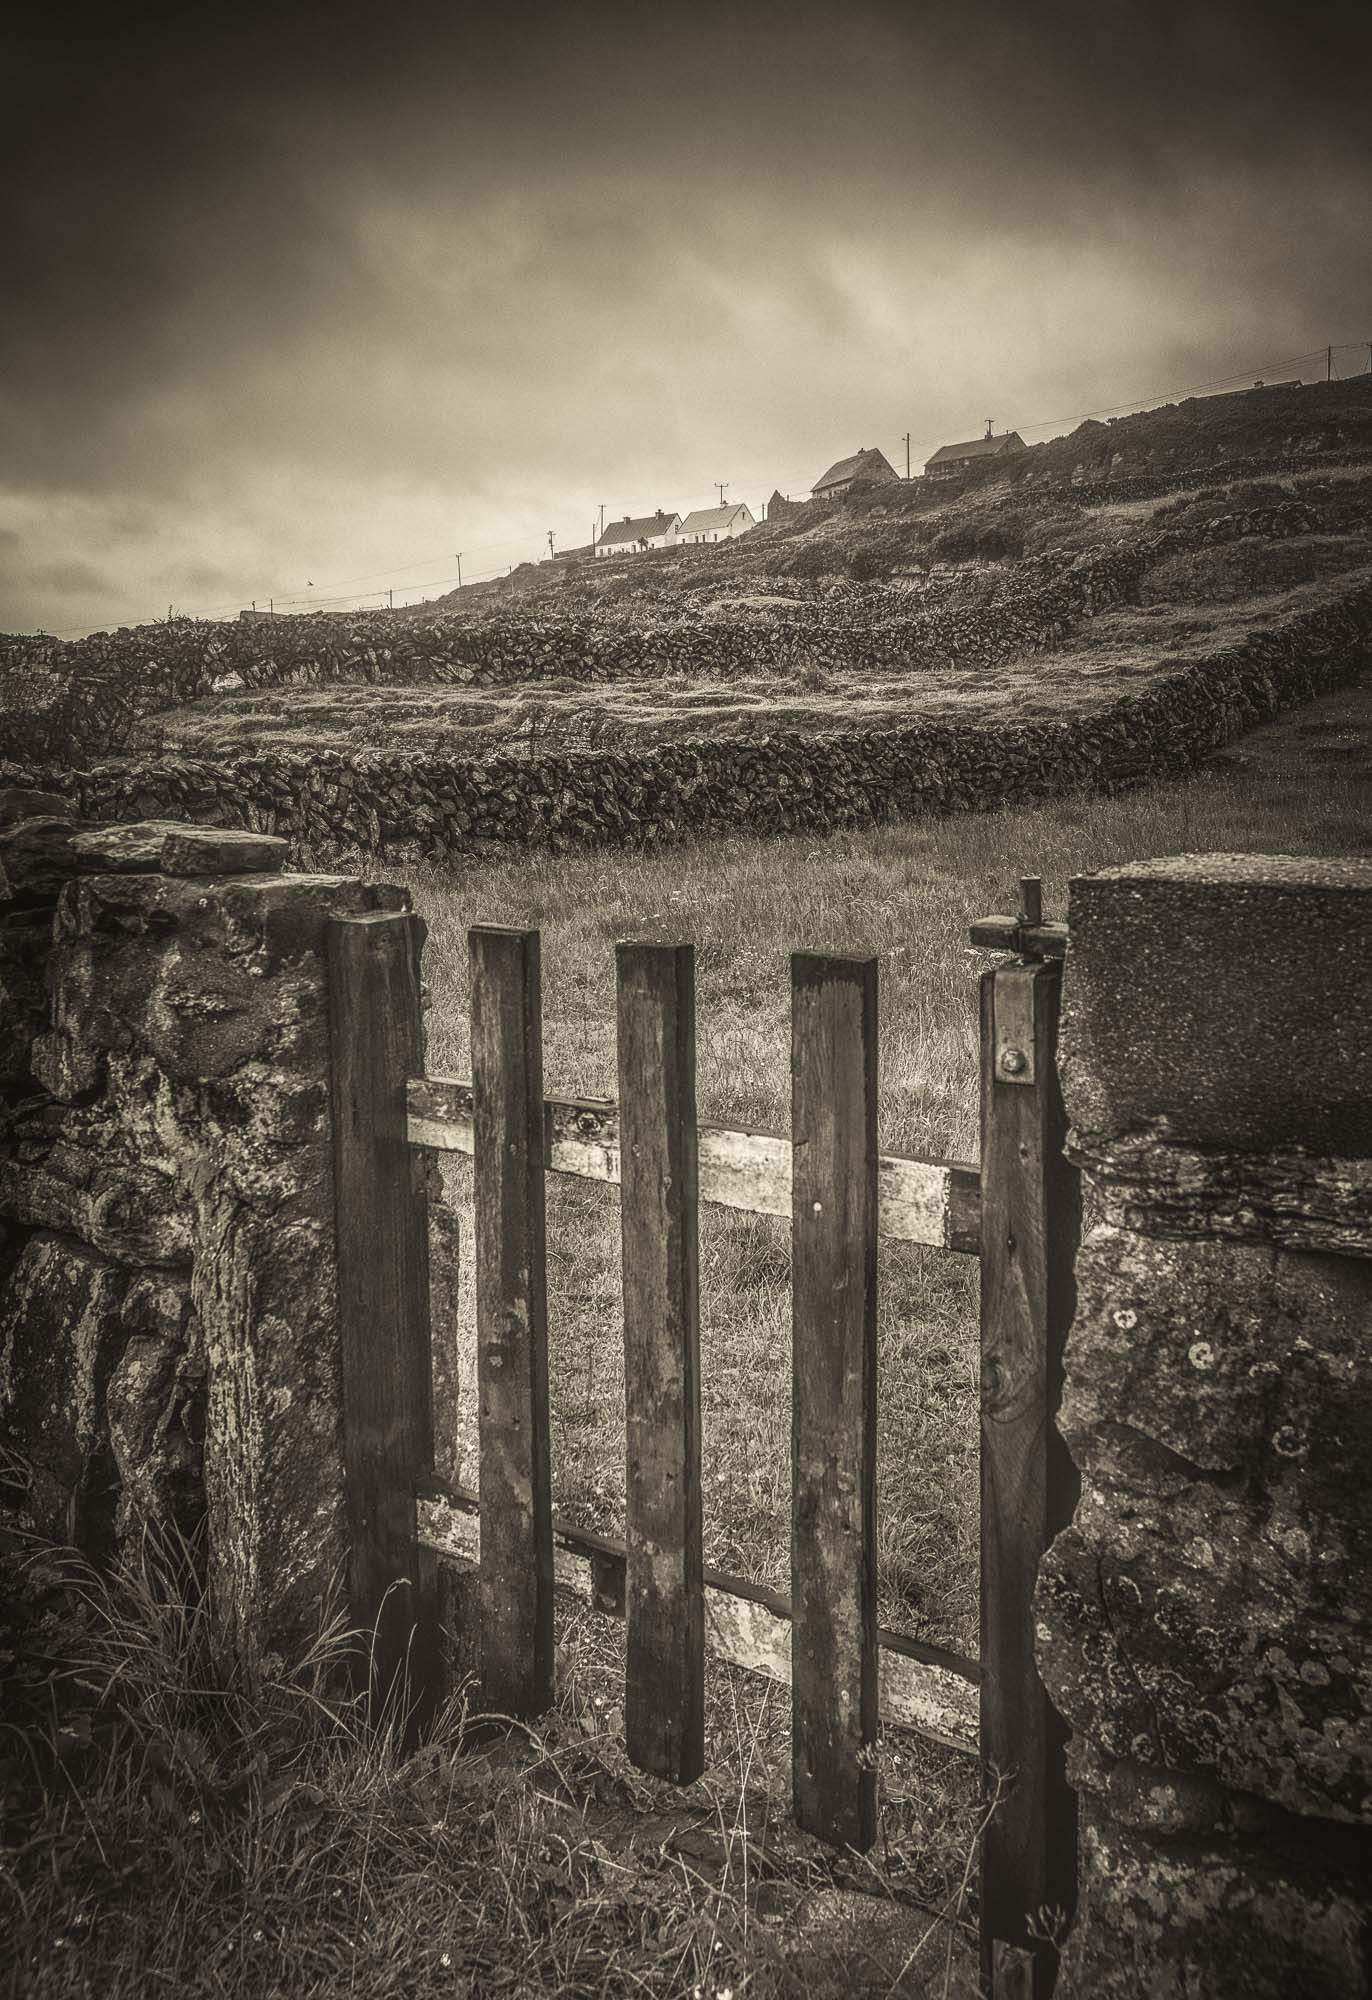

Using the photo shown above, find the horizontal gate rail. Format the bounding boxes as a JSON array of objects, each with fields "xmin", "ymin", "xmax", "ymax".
[
  {"xmin": 407, "ymin": 1076, "xmax": 980, "ymax": 1252},
  {"xmin": 416, "ymin": 1473, "xmax": 981, "ymax": 1754}
]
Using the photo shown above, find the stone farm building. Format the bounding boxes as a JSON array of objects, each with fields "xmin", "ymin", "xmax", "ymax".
[
  {"xmin": 810, "ymin": 446, "xmax": 899, "ymax": 501},
  {"xmin": 595, "ymin": 509, "xmax": 682, "ymax": 557},
  {"xmin": 924, "ymin": 429, "xmax": 1026, "ymax": 480},
  {"xmin": 765, "ymin": 489, "xmax": 807, "ymax": 523},
  {"xmin": 677, "ymin": 501, "xmax": 756, "ymax": 545}
]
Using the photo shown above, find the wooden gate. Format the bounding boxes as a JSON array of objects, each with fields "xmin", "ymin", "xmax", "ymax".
[{"xmin": 326, "ymin": 879, "xmax": 1079, "ymax": 1997}]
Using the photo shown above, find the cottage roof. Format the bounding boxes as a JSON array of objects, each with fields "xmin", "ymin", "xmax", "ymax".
[
  {"xmin": 678, "ymin": 503, "xmax": 752, "ymax": 535},
  {"xmin": 925, "ymin": 431, "xmax": 1026, "ymax": 468},
  {"xmin": 598, "ymin": 510, "xmax": 679, "ymax": 548},
  {"xmin": 812, "ymin": 447, "xmax": 895, "ymax": 493}
]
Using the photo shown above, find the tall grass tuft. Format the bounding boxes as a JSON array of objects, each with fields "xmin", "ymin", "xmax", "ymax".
[{"xmin": 2, "ymin": 1505, "xmax": 987, "ymax": 1996}]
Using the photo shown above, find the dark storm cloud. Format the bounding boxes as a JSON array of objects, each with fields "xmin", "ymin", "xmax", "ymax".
[
  {"xmin": 2, "ymin": 1, "xmax": 1370, "ymax": 633},
  {"xmin": 150, "ymin": 561, "xmax": 245, "ymax": 600},
  {"xmin": 33, "ymin": 558, "xmax": 120, "ymax": 596}
]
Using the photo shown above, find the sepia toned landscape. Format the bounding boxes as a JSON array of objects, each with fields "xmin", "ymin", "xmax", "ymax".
[{"xmin": 4, "ymin": 6, "xmax": 1372, "ymax": 1996}]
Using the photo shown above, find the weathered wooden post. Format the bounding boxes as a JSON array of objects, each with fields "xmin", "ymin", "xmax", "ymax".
[
  {"xmin": 328, "ymin": 908, "xmax": 437, "ymax": 1738},
  {"xmin": 617, "ymin": 941, "xmax": 704, "ymax": 1783},
  {"xmin": 790, "ymin": 951, "xmax": 881, "ymax": 1851},
  {"xmin": 971, "ymin": 879, "xmax": 1081, "ymax": 1998},
  {"xmin": 470, "ymin": 925, "xmax": 555, "ymax": 1719}
]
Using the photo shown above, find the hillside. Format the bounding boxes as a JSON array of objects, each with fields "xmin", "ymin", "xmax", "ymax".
[
  {"xmin": 3, "ymin": 375, "xmax": 1372, "ymax": 777},
  {"xmin": 424, "ymin": 373, "xmax": 1372, "ymax": 615}
]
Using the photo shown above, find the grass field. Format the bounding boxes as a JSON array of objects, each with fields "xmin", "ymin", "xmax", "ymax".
[
  {"xmin": 5, "ymin": 670, "xmax": 1369, "ymax": 2000},
  {"xmin": 392, "ymin": 665, "xmax": 1372, "ymax": 1662}
]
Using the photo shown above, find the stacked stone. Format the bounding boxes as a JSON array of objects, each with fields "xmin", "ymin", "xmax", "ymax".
[
  {"xmin": 0, "ymin": 797, "xmax": 426, "ymax": 1669},
  {"xmin": 1019, "ymin": 447, "xmax": 1372, "ymax": 510},
  {"xmin": 15, "ymin": 501, "xmax": 1362, "ymax": 766},
  {"xmin": 8, "ymin": 577, "xmax": 1372, "ymax": 868},
  {"xmin": 1040, "ymin": 854, "xmax": 1372, "ymax": 1998}
]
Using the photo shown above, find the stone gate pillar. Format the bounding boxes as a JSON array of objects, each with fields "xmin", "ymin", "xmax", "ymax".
[
  {"xmin": 1, "ymin": 801, "xmax": 456, "ymax": 1675},
  {"xmin": 1038, "ymin": 854, "xmax": 1372, "ymax": 1997}
]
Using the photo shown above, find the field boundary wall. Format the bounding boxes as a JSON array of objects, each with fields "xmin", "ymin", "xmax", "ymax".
[{"xmin": 6, "ymin": 581, "xmax": 1371, "ymax": 865}]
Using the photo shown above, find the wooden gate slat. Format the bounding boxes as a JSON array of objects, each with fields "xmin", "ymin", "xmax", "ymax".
[
  {"xmin": 790, "ymin": 952, "xmax": 880, "ymax": 1852},
  {"xmin": 327, "ymin": 910, "xmax": 436, "ymax": 1737},
  {"xmin": 470, "ymin": 925, "xmax": 554, "ymax": 1718},
  {"xmin": 979, "ymin": 956, "xmax": 1080, "ymax": 1990},
  {"xmin": 616, "ymin": 942, "xmax": 704, "ymax": 1783}
]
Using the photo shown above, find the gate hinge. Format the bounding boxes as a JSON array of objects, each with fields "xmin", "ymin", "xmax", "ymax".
[
  {"xmin": 969, "ymin": 875, "xmax": 1068, "ymax": 964},
  {"xmin": 991, "ymin": 963, "xmax": 1037, "ymax": 1086}
]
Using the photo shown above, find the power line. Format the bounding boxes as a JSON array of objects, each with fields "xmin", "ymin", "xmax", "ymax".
[
  {"xmin": 881, "ymin": 342, "xmax": 1370, "ymax": 479},
  {"xmin": 264, "ymin": 534, "xmax": 538, "ymax": 608},
  {"xmin": 26, "ymin": 338, "xmax": 1371, "ymax": 639},
  {"xmin": 1008, "ymin": 345, "xmax": 1351, "ymax": 436}
]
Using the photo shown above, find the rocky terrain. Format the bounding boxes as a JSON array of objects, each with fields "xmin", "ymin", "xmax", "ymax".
[{"xmin": 4, "ymin": 376, "xmax": 1372, "ymax": 857}]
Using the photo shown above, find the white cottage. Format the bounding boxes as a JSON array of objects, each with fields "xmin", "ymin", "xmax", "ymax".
[
  {"xmin": 677, "ymin": 501, "xmax": 756, "ymax": 546},
  {"xmin": 595, "ymin": 509, "xmax": 682, "ymax": 557}
]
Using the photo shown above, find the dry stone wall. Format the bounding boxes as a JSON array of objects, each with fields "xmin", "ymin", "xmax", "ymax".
[
  {"xmin": 0, "ymin": 796, "xmax": 457, "ymax": 1671},
  {"xmin": 5, "ymin": 551, "xmax": 1134, "ymax": 761},
  {"xmin": 8, "ymin": 580, "xmax": 1372, "ymax": 867},
  {"xmin": 7, "ymin": 512, "xmax": 1362, "ymax": 766},
  {"xmin": 1027, "ymin": 446, "xmax": 1372, "ymax": 508},
  {"xmin": 1041, "ymin": 854, "xmax": 1372, "ymax": 1998}
]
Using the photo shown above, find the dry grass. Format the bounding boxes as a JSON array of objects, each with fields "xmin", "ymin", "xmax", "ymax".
[
  {"xmin": 1, "ymin": 1510, "xmax": 986, "ymax": 1999},
  {"xmin": 383, "ymin": 670, "xmax": 1372, "ymax": 1664},
  {"xmin": 1137, "ymin": 533, "xmax": 1372, "ymax": 606},
  {"xmin": 8, "ymin": 667, "xmax": 1369, "ymax": 1999}
]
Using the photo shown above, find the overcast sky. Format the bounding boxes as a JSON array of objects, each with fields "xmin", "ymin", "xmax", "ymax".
[{"xmin": 3, "ymin": 0, "xmax": 1370, "ymax": 637}]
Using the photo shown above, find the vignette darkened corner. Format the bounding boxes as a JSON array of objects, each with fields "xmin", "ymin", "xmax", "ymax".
[{"xmin": 3, "ymin": 4, "xmax": 1371, "ymax": 1994}]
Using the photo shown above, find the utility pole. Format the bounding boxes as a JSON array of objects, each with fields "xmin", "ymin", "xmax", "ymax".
[
  {"xmin": 1328, "ymin": 344, "xmax": 1333, "ymax": 382},
  {"xmin": 455, "ymin": 552, "xmax": 463, "ymax": 588},
  {"xmin": 548, "ymin": 530, "xmax": 556, "ymax": 559},
  {"xmin": 716, "ymin": 482, "xmax": 729, "ymax": 507},
  {"xmin": 599, "ymin": 502, "xmax": 606, "ymax": 538},
  {"xmin": 903, "ymin": 432, "xmax": 911, "ymax": 480},
  {"xmin": 985, "ymin": 417, "xmax": 995, "ymax": 439},
  {"xmin": 388, "ymin": 588, "xmax": 393, "ymax": 609}
]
